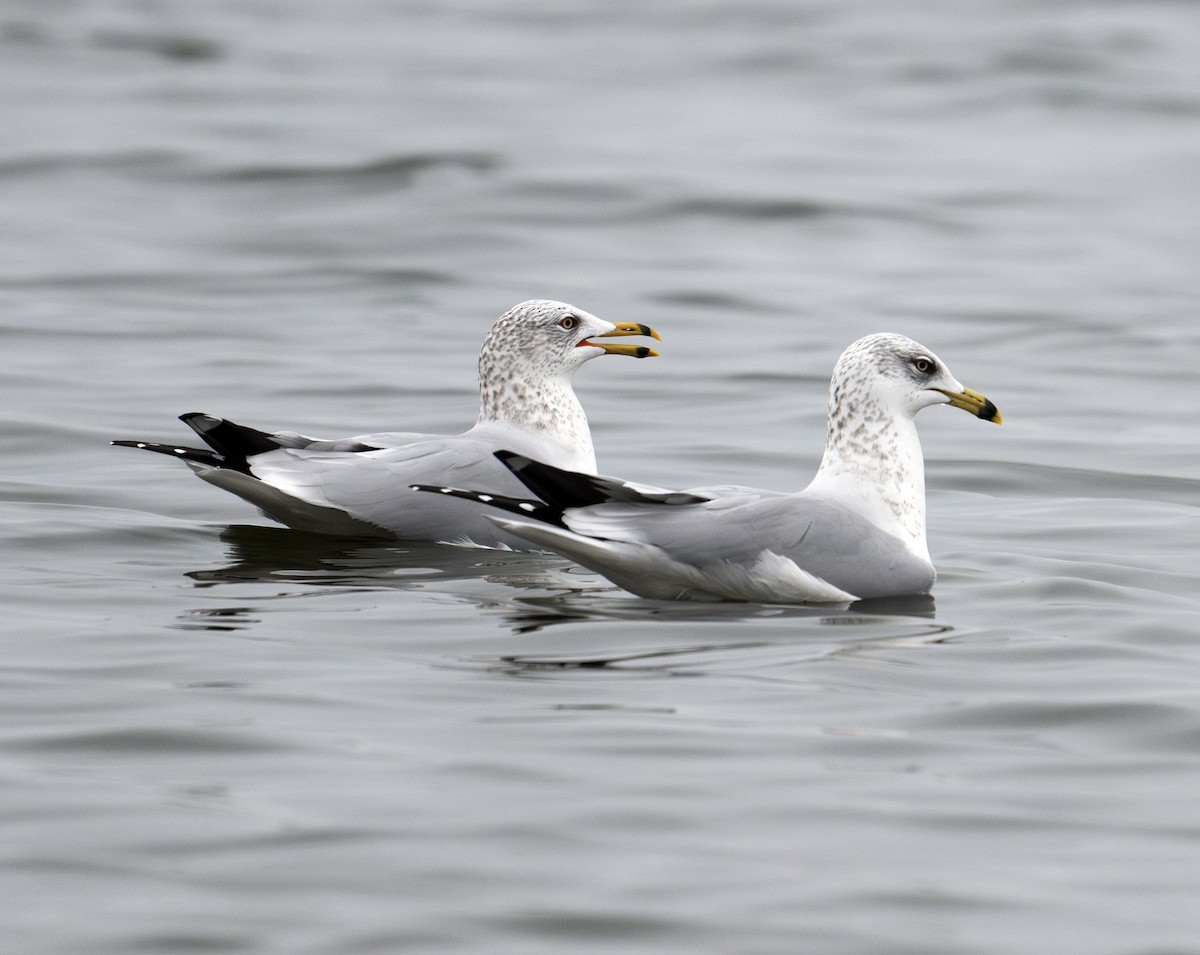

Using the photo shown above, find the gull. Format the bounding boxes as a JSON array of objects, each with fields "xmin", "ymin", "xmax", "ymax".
[
  {"xmin": 114, "ymin": 300, "xmax": 660, "ymax": 545},
  {"xmin": 414, "ymin": 333, "xmax": 1000, "ymax": 602}
]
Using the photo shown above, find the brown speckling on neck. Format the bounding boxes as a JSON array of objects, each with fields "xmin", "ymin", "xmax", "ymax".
[
  {"xmin": 475, "ymin": 300, "xmax": 596, "ymax": 470},
  {"xmin": 811, "ymin": 334, "xmax": 931, "ymax": 549}
]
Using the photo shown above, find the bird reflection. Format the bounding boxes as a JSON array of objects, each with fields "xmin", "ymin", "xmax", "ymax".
[{"xmin": 185, "ymin": 523, "xmax": 567, "ymax": 588}]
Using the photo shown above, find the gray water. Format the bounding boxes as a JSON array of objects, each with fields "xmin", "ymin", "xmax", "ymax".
[{"xmin": 4, "ymin": 1, "xmax": 1200, "ymax": 952}]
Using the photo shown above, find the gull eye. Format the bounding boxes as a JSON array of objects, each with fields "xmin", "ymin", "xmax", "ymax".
[
  {"xmin": 911, "ymin": 356, "xmax": 935, "ymax": 375},
  {"xmin": 558, "ymin": 315, "xmax": 579, "ymax": 330}
]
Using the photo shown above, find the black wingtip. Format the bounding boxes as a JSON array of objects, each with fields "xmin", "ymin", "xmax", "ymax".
[
  {"xmin": 179, "ymin": 412, "xmax": 217, "ymax": 430},
  {"xmin": 409, "ymin": 482, "xmax": 565, "ymax": 526},
  {"xmin": 493, "ymin": 450, "xmax": 530, "ymax": 469},
  {"xmin": 111, "ymin": 439, "xmax": 226, "ymax": 468},
  {"xmin": 491, "ymin": 450, "xmax": 617, "ymax": 509},
  {"xmin": 179, "ymin": 413, "xmax": 281, "ymax": 459},
  {"xmin": 492, "ymin": 449, "xmax": 712, "ymax": 509}
]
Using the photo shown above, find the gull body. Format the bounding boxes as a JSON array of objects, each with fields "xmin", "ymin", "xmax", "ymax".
[
  {"xmin": 417, "ymin": 333, "xmax": 1000, "ymax": 602},
  {"xmin": 114, "ymin": 300, "xmax": 660, "ymax": 546}
]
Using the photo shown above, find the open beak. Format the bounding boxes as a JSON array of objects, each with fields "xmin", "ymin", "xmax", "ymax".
[
  {"xmin": 581, "ymin": 322, "xmax": 662, "ymax": 358},
  {"xmin": 935, "ymin": 386, "xmax": 1002, "ymax": 424}
]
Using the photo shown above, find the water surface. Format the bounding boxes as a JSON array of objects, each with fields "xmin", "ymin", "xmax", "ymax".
[{"xmin": 3, "ymin": 2, "xmax": 1200, "ymax": 952}]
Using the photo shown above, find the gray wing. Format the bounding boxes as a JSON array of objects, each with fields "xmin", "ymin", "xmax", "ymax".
[
  {"xmin": 559, "ymin": 490, "xmax": 935, "ymax": 601},
  {"xmin": 231, "ymin": 432, "xmax": 567, "ymax": 546},
  {"xmin": 273, "ymin": 430, "xmax": 440, "ymax": 452}
]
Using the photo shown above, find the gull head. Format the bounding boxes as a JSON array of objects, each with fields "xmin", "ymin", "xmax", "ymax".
[
  {"xmin": 479, "ymin": 300, "xmax": 660, "ymax": 390},
  {"xmin": 831, "ymin": 333, "xmax": 1001, "ymax": 425}
]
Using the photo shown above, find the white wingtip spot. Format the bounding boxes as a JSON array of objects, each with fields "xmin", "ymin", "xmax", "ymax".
[
  {"xmin": 440, "ymin": 487, "xmax": 453, "ymax": 494},
  {"xmin": 478, "ymin": 494, "xmax": 493, "ymax": 502},
  {"xmin": 518, "ymin": 502, "xmax": 536, "ymax": 512},
  {"xmin": 173, "ymin": 448, "xmax": 188, "ymax": 454}
]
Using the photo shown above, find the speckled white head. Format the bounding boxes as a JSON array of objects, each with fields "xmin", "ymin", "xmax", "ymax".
[
  {"xmin": 826, "ymin": 333, "xmax": 981, "ymax": 424},
  {"xmin": 474, "ymin": 299, "xmax": 660, "ymax": 473},
  {"xmin": 810, "ymin": 333, "xmax": 999, "ymax": 559}
]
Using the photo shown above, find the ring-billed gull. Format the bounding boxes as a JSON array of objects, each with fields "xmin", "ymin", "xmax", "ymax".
[
  {"xmin": 114, "ymin": 300, "xmax": 661, "ymax": 545},
  {"xmin": 414, "ymin": 333, "xmax": 1000, "ymax": 602}
]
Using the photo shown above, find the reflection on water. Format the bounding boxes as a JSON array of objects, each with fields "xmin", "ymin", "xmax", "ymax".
[
  {"xmin": 187, "ymin": 523, "xmax": 572, "ymax": 588},
  {"xmin": 482, "ymin": 620, "xmax": 955, "ymax": 679},
  {"xmin": 494, "ymin": 591, "xmax": 938, "ymax": 635}
]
